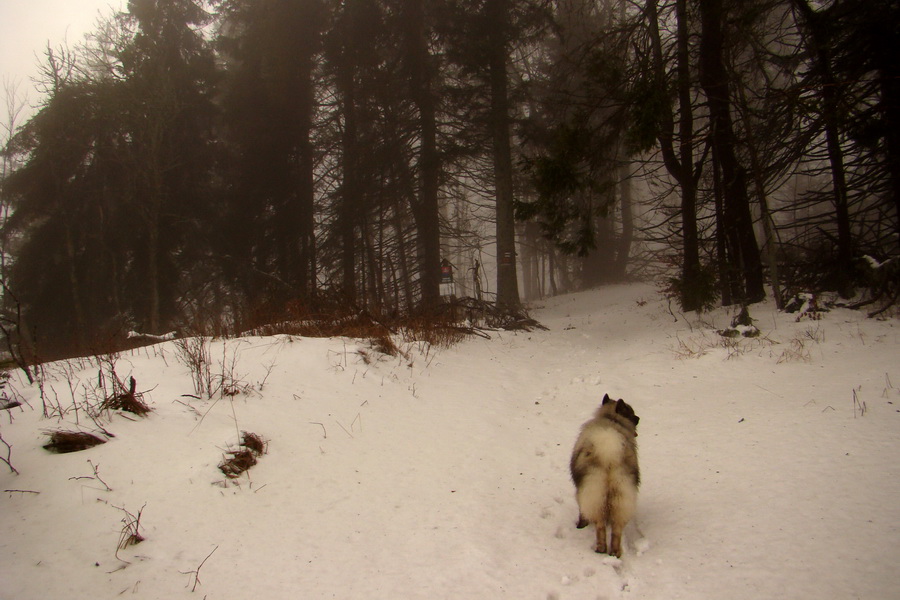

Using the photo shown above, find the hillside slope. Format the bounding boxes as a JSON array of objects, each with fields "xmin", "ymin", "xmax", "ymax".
[{"xmin": 1, "ymin": 283, "xmax": 898, "ymax": 599}]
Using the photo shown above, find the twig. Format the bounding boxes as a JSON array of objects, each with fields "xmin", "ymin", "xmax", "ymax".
[
  {"xmin": 114, "ymin": 503, "xmax": 146, "ymax": 562},
  {"xmin": 69, "ymin": 460, "xmax": 112, "ymax": 491},
  {"xmin": 0, "ymin": 431, "xmax": 18, "ymax": 475},
  {"xmin": 258, "ymin": 359, "xmax": 277, "ymax": 391},
  {"xmin": 335, "ymin": 419, "xmax": 354, "ymax": 439},
  {"xmin": 852, "ymin": 388, "xmax": 867, "ymax": 418},
  {"xmin": 189, "ymin": 395, "xmax": 223, "ymax": 435},
  {"xmin": 666, "ymin": 298, "xmax": 679, "ymax": 322},
  {"xmin": 5, "ymin": 489, "xmax": 39, "ymax": 495},
  {"xmin": 180, "ymin": 545, "xmax": 218, "ymax": 592},
  {"xmin": 309, "ymin": 421, "xmax": 327, "ymax": 439}
]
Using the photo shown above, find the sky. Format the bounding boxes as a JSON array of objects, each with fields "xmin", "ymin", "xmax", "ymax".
[{"xmin": 0, "ymin": 0, "xmax": 126, "ymax": 103}]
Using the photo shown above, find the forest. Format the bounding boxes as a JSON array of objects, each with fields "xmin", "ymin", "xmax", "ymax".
[{"xmin": 0, "ymin": 0, "xmax": 897, "ymax": 359}]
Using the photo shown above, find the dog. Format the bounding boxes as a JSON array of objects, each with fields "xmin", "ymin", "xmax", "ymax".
[{"xmin": 569, "ymin": 394, "xmax": 640, "ymax": 557}]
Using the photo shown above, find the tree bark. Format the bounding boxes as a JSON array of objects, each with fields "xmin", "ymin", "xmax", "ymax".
[
  {"xmin": 487, "ymin": 0, "xmax": 520, "ymax": 307},
  {"xmin": 791, "ymin": 0, "xmax": 855, "ymax": 292},
  {"xmin": 698, "ymin": 0, "xmax": 765, "ymax": 305},
  {"xmin": 337, "ymin": 62, "xmax": 359, "ymax": 302},
  {"xmin": 613, "ymin": 161, "xmax": 634, "ymax": 280},
  {"xmin": 403, "ymin": 0, "xmax": 442, "ymax": 310},
  {"xmin": 296, "ymin": 49, "xmax": 317, "ymax": 299},
  {"xmin": 647, "ymin": 0, "xmax": 703, "ymax": 310}
]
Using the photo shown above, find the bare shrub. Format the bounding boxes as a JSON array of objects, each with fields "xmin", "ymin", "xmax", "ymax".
[{"xmin": 174, "ymin": 336, "xmax": 214, "ymax": 398}]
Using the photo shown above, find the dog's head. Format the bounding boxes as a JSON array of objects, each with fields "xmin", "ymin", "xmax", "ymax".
[{"xmin": 599, "ymin": 393, "xmax": 640, "ymax": 431}]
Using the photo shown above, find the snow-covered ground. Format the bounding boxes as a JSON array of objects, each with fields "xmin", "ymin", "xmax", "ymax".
[{"xmin": 1, "ymin": 282, "xmax": 898, "ymax": 599}]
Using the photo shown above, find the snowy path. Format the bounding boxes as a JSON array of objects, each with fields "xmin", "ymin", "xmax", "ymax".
[{"xmin": 1, "ymin": 283, "xmax": 899, "ymax": 599}]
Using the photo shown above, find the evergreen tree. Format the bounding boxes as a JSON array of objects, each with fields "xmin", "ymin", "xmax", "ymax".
[
  {"xmin": 217, "ymin": 0, "xmax": 325, "ymax": 320},
  {"xmin": 117, "ymin": 0, "xmax": 219, "ymax": 332}
]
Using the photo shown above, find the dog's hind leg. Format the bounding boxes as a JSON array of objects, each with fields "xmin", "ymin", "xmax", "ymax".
[
  {"xmin": 608, "ymin": 476, "xmax": 637, "ymax": 558},
  {"xmin": 594, "ymin": 521, "xmax": 608, "ymax": 554},
  {"xmin": 609, "ymin": 527, "xmax": 622, "ymax": 558}
]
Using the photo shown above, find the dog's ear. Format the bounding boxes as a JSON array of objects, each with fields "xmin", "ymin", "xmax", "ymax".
[
  {"xmin": 602, "ymin": 393, "xmax": 613, "ymax": 405},
  {"xmin": 614, "ymin": 399, "xmax": 639, "ymax": 425}
]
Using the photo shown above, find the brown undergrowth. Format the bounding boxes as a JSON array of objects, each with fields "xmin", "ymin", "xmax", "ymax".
[
  {"xmin": 43, "ymin": 430, "xmax": 108, "ymax": 453},
  {"xmin": 219, "ymin": 431, "xmax": 267, "ymax": 479}
]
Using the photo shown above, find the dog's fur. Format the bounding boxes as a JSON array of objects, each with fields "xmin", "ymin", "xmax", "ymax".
[{"xmin": 569, "ymin": 394, "xmax": 640, "ymax": 557}]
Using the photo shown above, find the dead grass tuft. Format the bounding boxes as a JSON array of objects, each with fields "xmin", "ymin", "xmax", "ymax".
[
  {"xmin": 100, "ymin": 376, "xmax": 152, "ymax": 416},
  {"xmin": 219, "ymin": 449, "xmax": 257, "ymax": 478},
  {"xmin": 43, "ymin": 430, "xmax": 107, "ymax": 454},
  {"xmin": 239, "ymin": 295, "xmax": 544, "ymax": 351},
  {"xmin": 115, "ymin": 504, "xmax": 146, "ymax": 562},
  {"xmin": 218, "ymin": 431, "xmax": 267, "ymax": 478},
  {"xmin": 240, "ymin": 431, "xmax": 267, "ymax": 456}
]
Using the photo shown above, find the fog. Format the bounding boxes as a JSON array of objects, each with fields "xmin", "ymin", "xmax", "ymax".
[{"xmin": 0, "ymin": 0, "xmax": 125, "ymax": 90}]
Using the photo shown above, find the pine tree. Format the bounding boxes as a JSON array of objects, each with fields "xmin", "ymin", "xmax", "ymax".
[{"xmin": 217, "ymin": 0, "xmax": 325, "ymax": 319}]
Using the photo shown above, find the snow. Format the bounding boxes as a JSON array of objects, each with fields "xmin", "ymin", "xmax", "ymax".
[{"xmin": 1, "ymin": 282, "xmax": 898, "ymax": 599}]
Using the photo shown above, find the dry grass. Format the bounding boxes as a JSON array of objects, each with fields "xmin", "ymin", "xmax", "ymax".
[
  {"xmin": 219, "ymin": 449, "xmax": 258, "ymax": 478},
  {"xmin": 218, "ymin": 431, "xmax": 267, "ymax": 479},
  {"xmin": 240, "ymin": 431, "xmax": 267, "ymax": 456},
  {"xmin": 100, "ymin": 376, "xmax": 152, "ymax": 416},
  {"xmin": 115, "ymin": 504, "xmax": 146, "ymax": 562},
  {"xmin": 42, "ymin": 430, "xmax": 107, "ymax": 454},
  {"xmin": 240, "ymin": 298, "xmax": 544, "ymax": 351}
]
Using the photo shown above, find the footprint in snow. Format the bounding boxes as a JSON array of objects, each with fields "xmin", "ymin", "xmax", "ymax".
[{"xmin": 633, "ymin": 535, "xmax": 651, "ymax": 556}]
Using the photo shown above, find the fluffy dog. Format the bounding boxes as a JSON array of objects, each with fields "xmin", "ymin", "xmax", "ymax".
[{"xmin": 569, "ymin": 394, "xmax": 640, "ymax": 557}]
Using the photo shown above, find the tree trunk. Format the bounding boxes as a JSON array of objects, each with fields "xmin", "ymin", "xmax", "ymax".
[
  {"xmin": 713, "ymin": 151, "xmax": 735, "ymax": 306},
  {"xmin": 486, "ymin": 0, "xmax": 520, "ymax": 308},
  {"xmin": 698, "ymin": 0, "xmax": 765, "ymax": 305},
  {"xmin": 338, "ymin": 65, "xmax": 359, "ymax": 303},
  {"xmin": 296, "ymin": 50, "xmax": 317, "ymax": 300},
  {"xmin": 613, "ymin": 161, "xmax": 634, "ymax": 280},
  {"xmin": 876, "ymin": 32, "xmax": 900, "ymax": 251},
  {"xmin": 403, "ymin": 0, "xmax": 442, "ymax": 310},
  {"xmin": 791, "ymin": 0, "xmax": 855, "ymax": 293},
  {"xmin": 736, "ymin": 83, "xmax": 784, "ymax": 308},
  {"xmin": 648, "ymin": 0, "xmax": 704, "ymax": 310}
]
